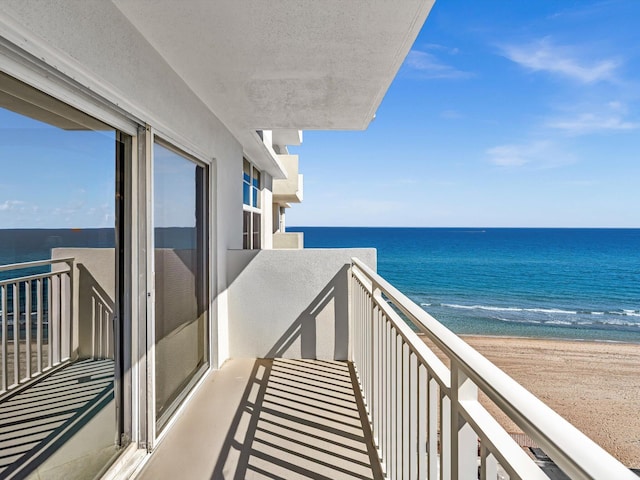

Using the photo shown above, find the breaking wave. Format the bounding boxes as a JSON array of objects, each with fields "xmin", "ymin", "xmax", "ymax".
[{"xmin": 420, "ymin": 301, "xmax": 640, "ymax": 329}]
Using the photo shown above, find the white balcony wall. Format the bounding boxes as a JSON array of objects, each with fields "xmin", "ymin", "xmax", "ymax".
[
  {"xmin": 52, "ymin": 248, "xmax": 115, "ymax": 360},
  {"xmin": 273, "ymin": 232, "xmax": 304, "ymax": 249},
  {"xmin": 227, "ymin": 249, "xmax": 376, "ymax": 360},
  {"xmin": 273, "ymin": 155, "xmax": 303, "ymax": 203}
]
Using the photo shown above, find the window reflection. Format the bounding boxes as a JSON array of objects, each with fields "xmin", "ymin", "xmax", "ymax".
[
  {"xmin": 153, "ymin": 142, "xmax": 208, "ymax": 428},
  {"xmin": 0, "ymin": 73, "xmax": 123, "ymax": 478}
]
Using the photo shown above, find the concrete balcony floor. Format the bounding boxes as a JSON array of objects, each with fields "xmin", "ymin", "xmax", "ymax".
[
  {"xmin": 137, "ymin": 358, "xmax": 383, "ymax": 480},
  {"xmin": 0, "ymin": 358, "xmax": 117, "ymax": 480}
]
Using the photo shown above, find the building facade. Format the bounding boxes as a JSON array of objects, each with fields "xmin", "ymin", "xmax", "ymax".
[{"xmin": 0, "ymin": 1, "xmax": 432, "ymax": 478}]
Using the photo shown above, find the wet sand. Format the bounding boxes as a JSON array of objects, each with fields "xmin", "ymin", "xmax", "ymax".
[{"xmin": 423, "ymin": 335, "xmax": 640, "ymax": 468}]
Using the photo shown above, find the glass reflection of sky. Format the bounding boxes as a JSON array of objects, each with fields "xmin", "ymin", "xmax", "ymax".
[
  {"xmin": 153, "ymin": 143, "xmax": 197, "ymax": 228},
  {"xmin": 0, "ymin": 108, "xmax": 115, "ymax": 228}
]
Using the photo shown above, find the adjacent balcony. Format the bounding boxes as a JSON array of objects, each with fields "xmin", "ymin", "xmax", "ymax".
[
  {"xmin": 0, "ymin": 255, "xmax": 117, "ymax": 479},
  {"xmin": 273, "ymin": 155, "xmax": 304, "ymax": 204},
  {"xmin": 273, "ymin": 231, "xmax": 304, "ymax": 250}
]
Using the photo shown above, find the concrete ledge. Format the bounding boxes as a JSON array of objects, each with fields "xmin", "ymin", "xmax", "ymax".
[
  {"xmin": 227, "ymin": 248, "xmax": 376, "ymax": 360},
  {"xmin": 273, "ymin": 231, "xmax": 304, "ymax": 249}
]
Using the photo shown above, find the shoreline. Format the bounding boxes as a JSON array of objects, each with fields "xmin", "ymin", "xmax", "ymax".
[
  {"xmin": 459, "ymin": 332, "xmax": 640, "ymax": 345},
  {"xmin": 419, "ymin": 334, "xmax": 640, "ymax": 468}
]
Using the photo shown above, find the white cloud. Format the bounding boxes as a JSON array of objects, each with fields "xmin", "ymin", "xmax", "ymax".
[
  {"xmin": 0, "ymin": 200, "xmax": 25, "ymax": 211},
  {"xmin": 546, "ymin": 113, "xmax": 639, "ymax": 134},
  {"xmin": 501, "ymin": 38, "xmax": 620, "ymax": 83},
  {"xmin": 404, "ymin": 50, "xmax": 472, "ymax": 79},
  {"xmin": 486, "ymin": 144, "xmax": 531, "ymax": 167},
  {"xmin": 545, "ymin": 101, "xmax": 639, "ymax": 135},
  {"xmin": 486, "ymin": 141, "xmax": 575, "ymax": 168},
  {"xmin": 422, "ymin": 43, "xmax": 460, "ymax": 55}
]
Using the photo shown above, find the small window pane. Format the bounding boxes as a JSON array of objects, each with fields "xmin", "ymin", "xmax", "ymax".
[
  {"xmin": 252, "ymin": 169, "xmax": 260, "ymax": 208},
  {"xmin": 252, "ymin": 185, "xmax": 259, "ymax": 208},
  {"xmin": 243, "ymin": 178, "xmax": 250, "ymax": 205},
  {"xmin": 252, "ymin": 213, "xmax": 261, "ymax": 249},
  {"xmin": 243, "ymin": 211, "xmax": 250, "ymax": 249}
]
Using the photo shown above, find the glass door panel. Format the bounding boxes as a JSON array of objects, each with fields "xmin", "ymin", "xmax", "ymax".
[
  {"xmin": 153, "ymin": 141, "xmax": 208, "ymax": 430},
  {"xmin": 0, "ymin": 72, "xmax": 127, "ymax": 478}
]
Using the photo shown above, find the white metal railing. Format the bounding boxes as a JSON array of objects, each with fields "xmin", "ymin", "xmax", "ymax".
[
  {"xmin": 0, "ymin": 258, "xmax": 74, "ymax": 396},
  {"xmin": 350, "ymin": 257, "xmax": 636, "ymax": 480},
  {"xmin": 90, "ymin": 282, "xmax": 114, "ymax": 360}
]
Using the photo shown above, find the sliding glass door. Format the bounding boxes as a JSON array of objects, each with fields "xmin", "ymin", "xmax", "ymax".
[
  {"xmin": 153, "ymin": 141, "xmax": 209, "ymax": 430},
  {"xmin": 0, "ymin": 72, "xmax": 130, "ymax": 478}
]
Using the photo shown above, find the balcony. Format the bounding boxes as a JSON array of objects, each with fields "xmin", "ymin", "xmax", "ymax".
[
  {"xmin": 273, "ymin": 155, "xmax": 304, "ymax": 204},
  {"xmin": 137, "ymin": 250, "xmax": 637, "ymax": 480},
  {"xmin": 1, "ymin": 250, "xmax": 637, "ymax": 479}
]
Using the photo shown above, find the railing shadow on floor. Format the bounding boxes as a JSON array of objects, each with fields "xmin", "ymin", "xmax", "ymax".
[
  {"xmin": 0, "ymin": 358, "xmax": 114, "ymax": 479},
  {"xmin": 211, "ymin": 358, "xmax": 384, "ymax": 480}
]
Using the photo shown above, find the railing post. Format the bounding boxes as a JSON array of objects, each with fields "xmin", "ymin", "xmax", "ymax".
[
  {"xmin": 450, "ymin": 363, "xmax": 478, "ymax": 480},
  {"xmin": 25, "ymin": 280, "xmax": 32, "ymax": 378},
  {"xmin": 51, "ymin": 274, "xmax": 60, "ymax": 364},
  {"xmin": 36, "ymin": 278, "xmax": 42, "ymax": 374},
  {"xmin": 371, "ymin": 281, "xmax": 380, "ymax": 442},
  {"xmin": 67, "ymin": 259, "xmax": 74, "ymax": 361},
  {"xmin": 427, "ymin": 374, "xmax": 438, "ymax": 480},
  {"xmin": 480, "ymin": 444, "xmax": 497, "ymax": 480},
  {"xmin": 13, "ymin": 282, "xmax": 20, "ymax": 385},
  {"xmin": 1, "ymin": 285, "xmax": 7, "ymax": 391},
  {"xmin": 61, "ymin": 269, "xmax": 71, "ymax": 361}
]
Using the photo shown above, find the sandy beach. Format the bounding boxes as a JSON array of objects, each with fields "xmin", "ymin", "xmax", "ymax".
[{"xmin": 424, "ymin": 335, "xmax": 640, "ymax": 468}]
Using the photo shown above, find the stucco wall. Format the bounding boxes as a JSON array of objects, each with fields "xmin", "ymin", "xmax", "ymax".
[
  {"xmin": 1, "ymin": 1, "xmax": 247, "ymax": 366},
  {"xmin": 227, "ymin": 248, "xmax": 376, "ymax": 360}
]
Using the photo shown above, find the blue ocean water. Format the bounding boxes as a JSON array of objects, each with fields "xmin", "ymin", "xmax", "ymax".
[{"xmin": 290, "ymin": 227, "xmax": 640, "ymax": 343}]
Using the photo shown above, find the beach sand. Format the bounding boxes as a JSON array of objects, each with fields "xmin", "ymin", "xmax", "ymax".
[{"xmin": 420, "ymin": 335, "xmax": 640, "ymax": 468}]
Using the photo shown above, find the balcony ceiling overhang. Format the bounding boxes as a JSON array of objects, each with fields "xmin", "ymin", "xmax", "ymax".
[{"xmin": 112, "ymin": 0, "xmax": 434, "ymax": 138}]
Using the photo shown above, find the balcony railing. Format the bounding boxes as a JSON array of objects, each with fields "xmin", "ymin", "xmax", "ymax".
[
  {"xmin": 0, "ymin": 258, "xmax": 73, "ymax": 396},
  {"xmin": 350, "ymin": 257, "xmax": 636, "ymax": 480}
]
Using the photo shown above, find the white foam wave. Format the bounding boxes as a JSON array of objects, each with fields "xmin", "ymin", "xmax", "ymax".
[
  {"xmin": 440, "ymin": 303, "xmax": 577, "ymax": 315},
  {"xmin": 434, "ymin": 302, "xmax": 640, "ymax": 319}
]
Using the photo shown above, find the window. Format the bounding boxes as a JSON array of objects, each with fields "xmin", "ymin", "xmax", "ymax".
[
  {"xmin": 153, "ymin": 141, "xmax": 209, "ymax": 430},
  {"xmin": 242, "ymin": 158, "xmax": 261, "ymax": 249}
]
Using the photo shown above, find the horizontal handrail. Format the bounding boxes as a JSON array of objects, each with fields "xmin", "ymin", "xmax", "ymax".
[
  {"xmin": 0, "ymin": 257, "xmax": 74, "ymax": 273},
  {"xmin": 0, "ymin": 266, "xmax": 72, "ymax": 287},
  {"xmin": 351, "ymin": 257, "xmax": 636, "ymax": 480}
]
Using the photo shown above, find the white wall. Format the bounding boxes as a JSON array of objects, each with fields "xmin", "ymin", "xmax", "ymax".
[
  {"xmin": 227, "ymin": 249, "xmax": 376, "ymax": 360},
  {"xmin": 1, "ymin": 1, "xmax": 245, "ymax": 366},
  {"xmin": 52, "ymin": 248, "xmax": 115, "ymax": 360}
]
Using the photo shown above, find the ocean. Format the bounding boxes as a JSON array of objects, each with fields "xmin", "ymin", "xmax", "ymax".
[
  {"xmin": 2, "ymin": 227, "xmax": 639, "ymax": 342},
  {"xmin": 289, "ymin": 227, "xmax": 640, "ymax": 343}
]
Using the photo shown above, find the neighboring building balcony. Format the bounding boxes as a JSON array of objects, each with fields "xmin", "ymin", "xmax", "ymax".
[
  {"xmin": 273, "ymin": 231, "xmax": 304, "ymax": 250},
  {"xmin": 0, "ymin": 254, "xmax": 117, "ymax": 479},
  {"xmin": 273, "ymin": 155, "xmax": 304, "ymax": 204},
  {"xmin": 138, "ymin": 249, "xmax": 637, "ymax": 480}
]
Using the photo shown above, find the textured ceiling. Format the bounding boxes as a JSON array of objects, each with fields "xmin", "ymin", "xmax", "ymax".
[{"xmin": 112, "ymin": 0, "xmax": 434, "ymax": 136}]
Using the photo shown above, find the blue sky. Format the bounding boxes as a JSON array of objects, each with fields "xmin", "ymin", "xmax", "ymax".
[
  {"xmin": 288, "ymin": 0, "xmax": 640, "ymax": 227},
  {"xmin": 1, "ymin": 1, "xmax": 639, "ymax": 229},
  {"xmin": 0, "ymin": 109, "xmax": 115, "ymax": 229}
]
